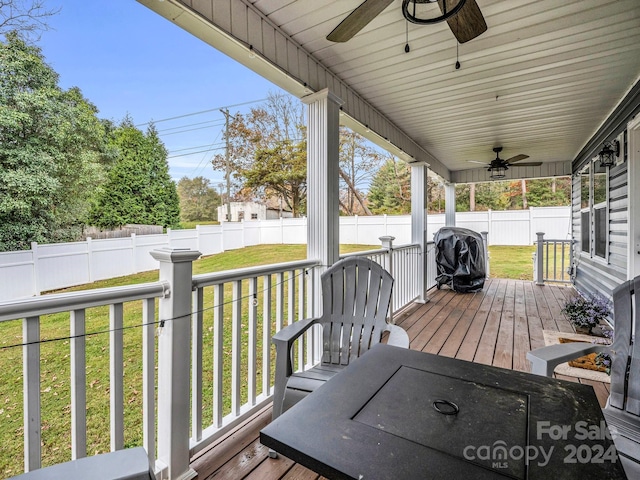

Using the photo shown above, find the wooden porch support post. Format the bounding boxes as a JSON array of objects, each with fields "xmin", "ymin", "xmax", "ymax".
[
  {"xmin": 411, "ymin": 162, "xmax": 429, "ymax": 303},
  {"xmin": 302, "ymin": 88, "xmax": 343, "ymax": 316},
  {"xmin": 151, "ymin": 248, "xmax": 201, "ymax": 480},
  {"xmin": 445, "ymin": 182, "xmax": 456, "ymax": 226}
]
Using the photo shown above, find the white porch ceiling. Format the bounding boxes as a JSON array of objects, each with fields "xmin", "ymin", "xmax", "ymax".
[{"xmin": 141, "ymin": 0, "xmax": 640, "ymax": 181}]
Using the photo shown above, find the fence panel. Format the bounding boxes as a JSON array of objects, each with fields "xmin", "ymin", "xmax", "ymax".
[
  {"xmin": 134, "ymin": 234, "xmax": 170, "ymax": 272},
  {"xmin": 0, "ymin": 250, "xmax": 35, "ymax": 299},
  {"xmin": 36, "ymin": 242, "xmax": 90, "ymax": 292},
  {"xmin": 0, "ymin": 208, "xmax": 572, "ymax": 301},
  {"xmin": 90, "ymin": 238, "xmax": 135, "ymax": 281}
]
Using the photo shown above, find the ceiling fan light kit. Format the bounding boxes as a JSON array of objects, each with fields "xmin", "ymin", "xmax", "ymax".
[
  {"xmin": 327, "ymin": 0, "xmax": 486, "ymax": 44},
  {"xmin": 489, "ymin": 165, "xmax": 507, "ymax": 180},
  {"xmin": 473, "ymin": 147, "xmax": 543, "ymax": 180},
  {"xmin": 401, "ymin": 0, "xmax": 467, "ymax": 25}
]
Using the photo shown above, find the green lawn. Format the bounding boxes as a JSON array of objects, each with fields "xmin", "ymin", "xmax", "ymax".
[
  {"xmin": 488, "ymin": 245, "xmax": 536, "ymax": 280},
  {"xmin": 0, "ymin": 243, "xmax": 534, "ymax": 476}
]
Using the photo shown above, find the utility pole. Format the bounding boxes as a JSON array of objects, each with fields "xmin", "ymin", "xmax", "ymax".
[{"xmin": 220, "ymin": 108, "xmax": 232, "ymax": 222}]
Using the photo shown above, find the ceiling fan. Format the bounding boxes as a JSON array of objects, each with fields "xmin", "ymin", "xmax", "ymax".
[
  {"xmin": 468, "ymin": 147, "xmax": 542, "ymax": 179},
  {"xmin": 327, "ymin": 0, "xmax": 487, "ymax": 44}
]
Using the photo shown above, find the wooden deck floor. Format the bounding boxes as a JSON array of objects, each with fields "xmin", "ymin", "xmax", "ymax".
[{"xmin": 191, "ymin": 278, "xmax": 611, "ymax": 480}]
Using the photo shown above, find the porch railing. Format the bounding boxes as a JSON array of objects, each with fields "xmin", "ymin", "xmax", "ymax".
[
  {"xmin": 533, "ymin": 232, "xmax": 575, "ymax": 285},
  {"xmin": 0, "ymin": 282, "xmax": 168, "ymax": 474},
  {"xmin": 0, "ymin": 246, "xmax": 429, "ymax": 479},
  {"xmin": 188, "ymin": 259, "xmax": 320, "ymax": 457}
]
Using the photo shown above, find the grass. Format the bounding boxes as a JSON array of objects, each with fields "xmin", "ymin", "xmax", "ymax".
[
  {"xmin": 0, "ymin": 243, "xmax": 536, "ymax": 476},
  {"xmin": 178, "ymin": 221, "xmax": 219, "ymax": 229},
  {"xmin": 487, "ymin": 245, "xmax": 536, "ymax": 280}
]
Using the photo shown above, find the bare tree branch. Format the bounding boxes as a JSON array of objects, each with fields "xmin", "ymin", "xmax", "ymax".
[{"xmin": 0, "ymin": 0, "xmax": 60, "ymax": 41}]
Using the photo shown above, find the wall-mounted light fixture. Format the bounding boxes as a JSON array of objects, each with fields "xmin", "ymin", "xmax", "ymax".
[{"xmin": 598, "ymin": 140, "xmax": 620, "ymax": 168}]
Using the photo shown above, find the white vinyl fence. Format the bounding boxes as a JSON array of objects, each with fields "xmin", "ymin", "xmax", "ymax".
[{"xmin": 0, "ymin": 207, "xmax": 570, "ymax": 301}]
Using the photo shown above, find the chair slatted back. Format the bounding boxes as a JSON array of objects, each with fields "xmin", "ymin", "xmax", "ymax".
[
  {"xmin": 320, "ymin": 257, "xmax": 393, "ymax": 366},
  {"xmin": 610, "ymin": 276, "xmax": 640, "ymax": 414}
]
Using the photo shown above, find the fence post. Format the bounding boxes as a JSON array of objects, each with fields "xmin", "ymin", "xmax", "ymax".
[
  {"xmin": 536, "ymin": 232, "xmax": 545, "ymax": 285},
  {"xmin": 131, "ymin": 233, "xmax": 137, "ymax": 274},
  {"xmin": 86, "ymin": 237, "xmax": 94, "ymax": 283},
  {"xmin": 480, "ymin": 232, "xmax": 490, "ymax": 278},
  {"xmin": 379, "ymin": 236, "xmax": 395, "ymax": 322},
  {"xmin": 150, "ymin": 248, "xmax": 201, "ymax": 480},
  {"xmin": 31, "ymin": 242, "xmax": 40, "ymax": 296}
]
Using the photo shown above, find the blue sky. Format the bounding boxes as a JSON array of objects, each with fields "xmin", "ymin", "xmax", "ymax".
[{"xmin": 38, "ymin": 0, "xmax": 280, "ymax": 185}]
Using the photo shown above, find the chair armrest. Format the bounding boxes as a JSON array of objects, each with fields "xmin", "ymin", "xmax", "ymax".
[
  {"xmin": 526, "ymin": 342, "xmax": 610, "ymax": 377},
  {"xmin": 272, "ymin": 317, "xmax": 320, "ymax": 351},
  {"xmin": 272, "ymin": 317, "xmax": 321, "ymax": 419},
  {"xmin": 385, "ymin": 324, "xmax": 410, "ymax": 349}
]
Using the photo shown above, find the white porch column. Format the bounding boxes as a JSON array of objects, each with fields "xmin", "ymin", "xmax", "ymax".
[
  {"xmin": 302, "ymin": 88, "xmax": 343, "ymax": 315},
  {"xmin": 445, "ymin": 182, "xmax": 456, "ymax": 226},
  {"xmin": 628, "ymin": 117, "xmax": 640, "ymax": 279},
  {"xmin": 411, "ymin": 162, "xmax": 429, "ymax": 302},
  {"xmin": 151, "ymin": 248, "xmax": 201, "ymax": 480}
]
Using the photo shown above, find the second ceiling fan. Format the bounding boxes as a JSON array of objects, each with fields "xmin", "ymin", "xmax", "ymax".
[{"xmin": 327, "ymin": 0, "xmax": 487, "ymax": 44}]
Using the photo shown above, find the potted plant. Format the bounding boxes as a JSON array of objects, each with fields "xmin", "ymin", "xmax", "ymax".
[{"xmin": 561, "ymin": 293, "xmax": 611, "ymax": 335}]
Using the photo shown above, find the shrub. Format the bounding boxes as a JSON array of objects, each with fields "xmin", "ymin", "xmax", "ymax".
[{"xmin": 561, "ymin": 293, "xmax": 610, "ymax": 330}]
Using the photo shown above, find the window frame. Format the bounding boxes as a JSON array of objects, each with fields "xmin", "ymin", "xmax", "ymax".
[{"xmin": 579, "ymin": 158, "xmax": 610, "ymax": 262}]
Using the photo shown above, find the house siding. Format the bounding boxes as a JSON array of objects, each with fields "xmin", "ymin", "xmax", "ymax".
[{"xmin": 573, "ymin": 144, "xmax": 628, "ymax": 300}]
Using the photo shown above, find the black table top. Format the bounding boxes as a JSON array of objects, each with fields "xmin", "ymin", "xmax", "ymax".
[{"xmin": 260, "ymin": 344, "xmax": 626, "ymax": 479}]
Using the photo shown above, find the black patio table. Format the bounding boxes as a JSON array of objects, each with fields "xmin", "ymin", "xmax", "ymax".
[{"xmin": 260, "ymin": 343, "xmax": 626, "ymax": 479}]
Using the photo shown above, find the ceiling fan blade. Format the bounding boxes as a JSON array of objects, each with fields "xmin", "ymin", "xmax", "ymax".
[
  {"xmin": 439, "ymin": 0, "xmax": 487, "ymax": 44},
  {"xmin": 505, "ymin": 154, "xmax": 530, "ymax": 163},
  {"xmin": 327, "ymin": 0, "xmax": 394, "ymax": 42},
  {"xmin": 509, "ymin": 162, "xmax": 543, "ymax": 167},
  {"xmin": 467, "ymin": 160, "xmax": 489, "ymax": 165}
]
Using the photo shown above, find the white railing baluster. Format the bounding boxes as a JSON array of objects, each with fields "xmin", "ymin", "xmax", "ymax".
[
  {"xmin": 142, "ymin": 298, "xmax": 156, "ymax": 469},
  {"xmin": 23, "ymin": 316, "xmax": 41, "ymax": 472},
  {"xmin": 248, "ymin": 277, "xmax": 257, "ymax": 405},
  {"xmin": 191, "ymin": 288, "xmax": 204, "ymax": 441},
  {"xmin": 212, "ymin": 284, "xmax": 224, "ymax": 428},
  {"xmin": 70, "ymin": 309, "xmax": 86, "ymax": 460},
  {"xmin": 298, "ymin": 268, "xmax": 305, "ymax": 369},
  {"xmin": 231, "ymin": 280, "xmax": 242, "ymax": 417},
  {"xmin": 262, "ymin": 275, "xmax": 272, "ymax": 397},
  {"xmin": 276, "ymin": 272, "xmax": 284, "ymax": 332},
  {"xmin": 110, "ymin": 303, "xmax": 124, "ymax": 451},
  {"xmin": 287, "ymin": 270, "xmax": 295, "ymax": 328}
]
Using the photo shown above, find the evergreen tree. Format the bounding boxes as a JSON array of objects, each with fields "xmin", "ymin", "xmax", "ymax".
[
  {"xmin": 89, "ymin": 119, "xmax": 180, "ymax": 229},
  {"xmin": 368, "ymin": 159, "xmax": 411, "ymax": 214}
]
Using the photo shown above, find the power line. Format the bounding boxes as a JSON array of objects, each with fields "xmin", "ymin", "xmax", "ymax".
[
  {"xmin": 157, "ymin": 119, "xmax": 225, "ymax": 134},
  {"xmin": 168, "ymin": 142, "xmax": 226, "ymax": 154},
  {"xmin": 135, "ymin": 98, "xmax": 268, "ymax": 127},
  {"xmin": 192, "ymin": 130, "xmax": 223, "ymax": 177},
  {"xmin": 159, "ymin": 123, "xmax": 226, "ymax": 137},
  {"xmin": 167, "ymin": 146, "xmax": 226, "ymax": 159}
]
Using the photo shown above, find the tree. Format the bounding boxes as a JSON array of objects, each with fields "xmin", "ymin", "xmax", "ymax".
[
  {"xmin": 244, "ymin": 139, "xmax": 307, "ymax": 217},
  {"xmin": 338, "ymin": 127, "xmax": 382, "ymax": 215},
  {"xmin": 0, "ymin": 32, "xmax": 106, "ymax": 250},
  {"xmin": 89, "ymin": 119, "xmax": 180, "ymax": 229},
  {"xmin": 368, "ymin": 158, "xmax": 411, "ymax": 214},
  {"xmin": 0, "ymin": 0, "xmax": 60, "ymax": 41},
  {"xmin": 427, "ymin": 176, "xmax": 445, "ymax": 213},
  {"xmin": 177, "ymin": 176, "xmax": 220, "ymax": 222},
  {"xmin": 213, "ymin": 92, "xmax": 307, "ymax": 215}
]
